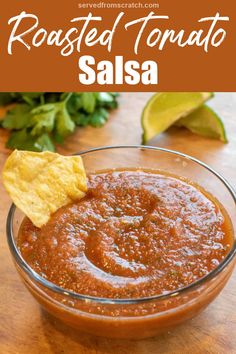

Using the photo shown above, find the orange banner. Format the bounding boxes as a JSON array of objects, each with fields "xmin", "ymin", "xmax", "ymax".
[{"xmin": 0, "ymin": 0, "xmax": 235, "ymax": 91}]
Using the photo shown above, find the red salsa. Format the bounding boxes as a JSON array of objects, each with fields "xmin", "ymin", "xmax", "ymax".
[{"xmin": 18, "ymin": 170, "xmax": 233, "ymax": 299}]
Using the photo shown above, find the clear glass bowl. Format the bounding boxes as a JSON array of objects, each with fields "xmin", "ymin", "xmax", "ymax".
[{"xmin": 7, "ymin": 146, "xmax": 236, "ymax": 339}]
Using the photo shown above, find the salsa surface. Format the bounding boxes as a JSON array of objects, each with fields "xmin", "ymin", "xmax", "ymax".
[{"xmin": 18, "ymin": 170, "xmax": 233, "ymax": 299}]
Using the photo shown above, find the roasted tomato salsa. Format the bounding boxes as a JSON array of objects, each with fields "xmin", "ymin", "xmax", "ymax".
[{"xmin": 18, "ymin": 170, "xmax": 233, "ymax": 299}]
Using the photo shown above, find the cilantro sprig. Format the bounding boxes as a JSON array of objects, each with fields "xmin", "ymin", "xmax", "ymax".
[{"xmin": 0, "ymin": 92, "xmax": 118, "ymax": 152}]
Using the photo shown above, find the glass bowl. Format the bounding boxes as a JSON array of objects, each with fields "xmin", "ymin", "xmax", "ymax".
[{"xmin": 6, "ymin": 146, "xmax": 236, "ymax": 339}]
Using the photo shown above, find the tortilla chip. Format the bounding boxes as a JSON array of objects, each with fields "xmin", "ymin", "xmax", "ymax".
[{"xmin": 3, "ymin": 150, "xmax": 87, "ymax": 227}]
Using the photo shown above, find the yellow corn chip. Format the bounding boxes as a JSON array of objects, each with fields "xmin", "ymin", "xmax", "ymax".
[{"xmin": 2, "ymin": 150, "xmax": 87, "ymax": 227}]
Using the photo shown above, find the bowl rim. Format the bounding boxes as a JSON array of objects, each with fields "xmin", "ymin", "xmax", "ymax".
[{"xmin": 6, "ymin": 145, "xmax": 236, "ymax": 305}]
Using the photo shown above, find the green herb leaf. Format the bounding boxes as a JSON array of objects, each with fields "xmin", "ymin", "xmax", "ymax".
[
  {"xmin": 81, "ymin": 93, "xmax": 97, "ymax": 113},
  {"xmin": 72, "ymin": 112, "xmax": 90, "ymax": 126},
  {"xmin": 30, "ymin": 103, "xmax": 57, "ymax": 136},
  {"xmin": 67, "ymin": 94, "xmax": 83, "ymax": 115},
  {"xmin": 19, "ymin": 92, "xmax": 44, "ymax": 99},
  {"xmin": 0, "ymin": 93, "xmax": 15, "ymax": 106},
  {"xmin": 6, "ymin": 130, "xmax": 40, "ymax": 151},
  {"xmin": 97, "ymin": 92, "xmax": 115, "ymax": 103},
  {"xmin": 2, "ymin": 104, "xmax": 31, "ymax": 130},
  {"xmin": 89, "ymin": 108, "xmax": 109, "ymax": 127},
  {"xmin": 35, "ymin": 133, "xmax": 55, "ymax": 152},
  {"xmin": 55, "ymin": 103, "xmax": 75, "ymax": 137},
  {"xmin": 0, "ymin": 92, "xmax": 118, "ymax": 152}
]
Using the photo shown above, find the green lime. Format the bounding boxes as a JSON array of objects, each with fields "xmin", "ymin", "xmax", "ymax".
[
  {"xmin": 141, "ymin": 92, "xmax": 213, "ymax": 144},
  {"xmin": 175, "ymin": 105, "xmax": 228, "ymax": 143}
]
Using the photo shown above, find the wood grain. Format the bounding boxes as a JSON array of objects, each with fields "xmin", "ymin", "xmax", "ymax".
[{"xmin": 0, "ymin": 93, "xmax": 235, "ymax": 354}]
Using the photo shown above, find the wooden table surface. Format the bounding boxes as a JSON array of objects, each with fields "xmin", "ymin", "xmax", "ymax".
[{"xmin": 0, "ymin": 93, "xmax": 235, "ymax": 354}]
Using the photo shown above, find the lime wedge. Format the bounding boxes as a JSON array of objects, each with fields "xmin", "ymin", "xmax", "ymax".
[
  {"xmin": 175, "ymin": 105, "xmax": 228, "ymax": 143},
  {"xmin": 141, "ymin": 92, "xmax": 213, "ymax": 144}
]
